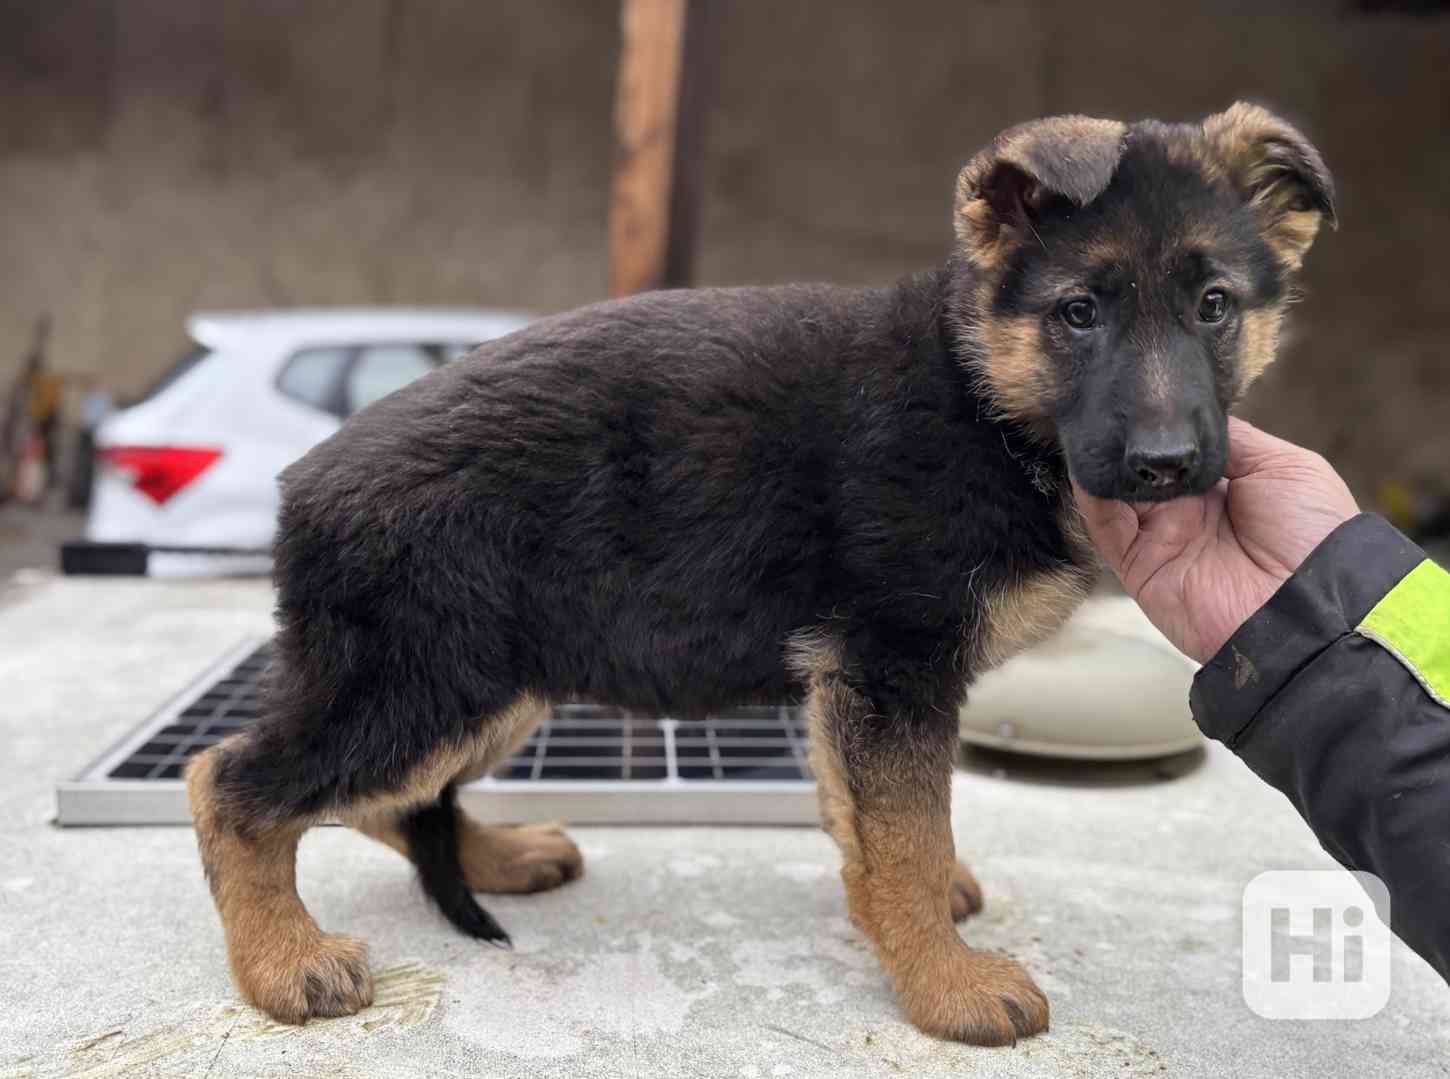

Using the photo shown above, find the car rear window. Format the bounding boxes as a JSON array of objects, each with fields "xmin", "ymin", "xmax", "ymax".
[
  {"xmin": 134, "ymin": 346, "xmax": 211, "ymax": 405},
  {"xmin": 344, "ymin": 344, "xmax": 437, "ymax": 413},
  {"xmin": 276, "ymin": 343, "xmax": 454, "ymax": 418},
  {"xmin": 277, "ymin": 346, "xmax": 351, "ymax": 415}
]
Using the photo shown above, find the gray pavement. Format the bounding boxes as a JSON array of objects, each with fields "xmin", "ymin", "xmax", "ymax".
[
  {"xmin": 0, "ymin": 503, "xmax": 81, "ymax": 580},
  {"xmin": 1, "ymin": 575, "xmax": 1447, "ymax": 1078}
]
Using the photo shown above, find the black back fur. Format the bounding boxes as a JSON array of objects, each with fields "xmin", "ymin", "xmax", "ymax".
[{"xmin": 214, "ymin": 271, "xmax": 1077, "ymax": 823}]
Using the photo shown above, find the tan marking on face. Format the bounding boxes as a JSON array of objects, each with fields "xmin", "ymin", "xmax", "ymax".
[
  {"xmin": 186, "ymin": 746, "xmax": 373, "ymax": 1024},
  {"xmin": 1142, "ymin": 356, "xmax": 1177, "ymax": 409},
  {"xmin": 1173, "ymin": 227, "xmax": 1259, "ymax": 296},
  {"xmin": 975, "ymin": 314, "xmax": 1051, "ymax": 421},
  {"xmin": 1129, "ymin": 313, "xmax": 1177, "ymax": 413},
  {"xmin": 1137, "ymin": 288, "xmax": 1228, "ymax": 428},
  {"xmin": 1178, "ymin": 220, "xmax": 1228, "ymax": 255},
  {"xmin": 1238, "ymin": 306, "xmax": 1285, "ymax": 394},
  {"xmin": 1079, "ymin": 235, "xmax": 1127, "ymax": 268}
]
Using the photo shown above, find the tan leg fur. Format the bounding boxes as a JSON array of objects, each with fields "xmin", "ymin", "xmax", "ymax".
[
  {"xmin": 803, "ymin": 664, "xmax": 1048, "ymax": 1045},
  {"xmin": 186, "ymin": 747, "xmax": 373, "ymax": 1024}
]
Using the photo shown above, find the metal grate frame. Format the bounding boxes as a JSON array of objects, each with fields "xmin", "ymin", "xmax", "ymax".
[{"xmin": 58, "ymin": 638, "xmax": 817, "ymax": 826}]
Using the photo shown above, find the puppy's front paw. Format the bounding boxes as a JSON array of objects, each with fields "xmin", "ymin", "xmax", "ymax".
[
  {"xmin": 898, "ymin": 946, "xmax": 1048, "ymax": 1045},
  {"xmin": 233, "ymin": 931, "xmax": 374, "ymax": 1025}
]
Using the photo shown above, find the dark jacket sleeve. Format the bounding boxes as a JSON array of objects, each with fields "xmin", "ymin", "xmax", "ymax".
[{"xmin": 1190, "ymin": 513, "xmax": 1450, "ymax": 982}]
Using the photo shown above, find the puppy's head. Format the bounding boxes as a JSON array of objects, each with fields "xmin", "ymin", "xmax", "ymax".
[{"xmin": 952, "ymin": 103, "xmax": 1335, "ymax": 502}]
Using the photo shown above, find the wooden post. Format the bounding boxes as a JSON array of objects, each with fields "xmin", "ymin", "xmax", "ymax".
[{"xmin": 608, "ymin": 0, "xmax": 710, "ymax": 297}]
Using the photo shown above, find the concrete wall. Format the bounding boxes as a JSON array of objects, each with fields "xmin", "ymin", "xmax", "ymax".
[{"xmin": 2, "ymin": 0, "xmax": 1447, "ymax": 496}]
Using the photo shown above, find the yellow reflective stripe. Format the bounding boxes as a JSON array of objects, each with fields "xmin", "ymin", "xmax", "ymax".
[{"xmin": 1357, "ymin": 558, "xmax": 1450, "ymax": 709}]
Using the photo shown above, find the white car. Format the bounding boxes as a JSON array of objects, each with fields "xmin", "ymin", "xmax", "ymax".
[{"xmin": 73, "ymin": 308, "xmax": 530, "ymax": 575}]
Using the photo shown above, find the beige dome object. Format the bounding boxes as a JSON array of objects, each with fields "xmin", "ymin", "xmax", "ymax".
[{"xmin": 959, "ymin": 594, "xmax": 1201, "ymax": 760}]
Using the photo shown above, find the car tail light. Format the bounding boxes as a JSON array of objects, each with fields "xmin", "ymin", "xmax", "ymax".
[{"xmin": 98, "ymin": 445, "xmax": 222, "ymax": 506}]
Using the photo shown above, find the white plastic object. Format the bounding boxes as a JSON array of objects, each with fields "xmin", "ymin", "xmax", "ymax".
[{"xmin": 959, "ymin": 594, "xmax": 1201, "ymax": 760}]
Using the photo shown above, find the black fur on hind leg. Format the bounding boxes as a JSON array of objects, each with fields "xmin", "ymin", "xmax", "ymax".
[{"xmin": 399, "ymin": 785, "xmax": 511, "ymax": 947}]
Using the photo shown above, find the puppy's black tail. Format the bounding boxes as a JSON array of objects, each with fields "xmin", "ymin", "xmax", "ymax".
[{"xmin": 398, "ymin": 785, "xmax": 511, "ymax": 947}]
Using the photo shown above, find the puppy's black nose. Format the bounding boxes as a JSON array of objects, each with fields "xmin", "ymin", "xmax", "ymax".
[{"xmin": 1124, "ymin": 438, "xmax": 1200, "ymax": 490}]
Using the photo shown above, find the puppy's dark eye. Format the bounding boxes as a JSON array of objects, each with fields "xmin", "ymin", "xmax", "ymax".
[
  {"xmin": 1061, "ymin": 299, "xmax": 1096, "ymax": 329},
  {"xmin": 1198, "ymin": 289, "xmax": 1229, "ymax": 323}
]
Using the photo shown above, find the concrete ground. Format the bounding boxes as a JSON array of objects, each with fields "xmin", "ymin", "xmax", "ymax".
[
  {"xmin": 2, "ymin": 575, "xmax": 1447, "ymax": 1079},
  {"xmin": 0, "ymin": 502, "xmax": 82, "ymax": 579}
]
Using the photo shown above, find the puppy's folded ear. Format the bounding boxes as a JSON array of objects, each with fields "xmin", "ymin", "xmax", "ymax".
[
  {"xmin": 1201, "ymin": 102, "xmax": 1336, "ymax": 270},
  {"xmin": 954, "ymin": 116, "xmax": 1127, "ymax": 270}
]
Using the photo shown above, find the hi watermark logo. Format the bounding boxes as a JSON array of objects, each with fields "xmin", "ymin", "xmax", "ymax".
[{"xmin": 1242, "ymin": 870, "xmax": 1392, "ymax": 1019}]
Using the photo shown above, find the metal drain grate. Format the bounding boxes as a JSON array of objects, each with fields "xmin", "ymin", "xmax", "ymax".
[
  {"xmin": 103, "ymin": 646, "xmax": 269, "ymax": 781},
  {"xmin": 58, "ymin": 639, "xmax": 817, "ymax": 826}
]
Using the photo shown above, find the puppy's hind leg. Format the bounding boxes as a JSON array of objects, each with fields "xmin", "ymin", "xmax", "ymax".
[
  {"xmin": 187, "ymin": 628, "xmax": 542, "ymax": 1022},
  {"xmin": 355, "ymin": 696, "xmax": 583, "ymax": 933},
  {"xmin": 186, "ymin": 745, "xmax": 373, "ymax": 1024},
  {"xmin": 361, "ymin": 794, "xmax": 584, "ymax": 923}
]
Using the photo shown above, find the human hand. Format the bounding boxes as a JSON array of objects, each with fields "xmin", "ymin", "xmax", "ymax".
[{"xmin": 1072, "ymin": 417, "xmax": 1359, "ymax": 664}]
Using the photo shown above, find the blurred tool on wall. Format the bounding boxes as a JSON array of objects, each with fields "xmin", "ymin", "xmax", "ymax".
[{"xmin": 1, "ymin": 315, "xmax": 62, "ymax": 505}]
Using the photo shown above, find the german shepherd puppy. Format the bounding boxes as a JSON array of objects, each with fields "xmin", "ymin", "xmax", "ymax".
[{"xmin": 187, "ymin": 103, "xmax": 1333, "ymax": 1044}]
